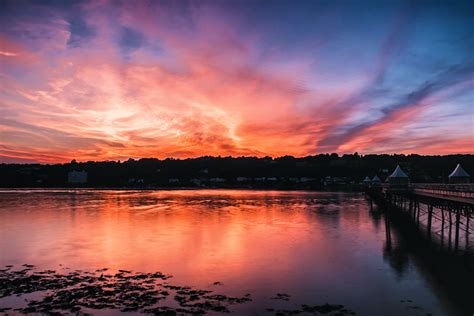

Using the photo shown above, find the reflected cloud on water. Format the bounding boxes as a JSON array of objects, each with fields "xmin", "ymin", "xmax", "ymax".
[{"xmin": 0, "ymin": 190, "xmax": 471, "ymax": 315}]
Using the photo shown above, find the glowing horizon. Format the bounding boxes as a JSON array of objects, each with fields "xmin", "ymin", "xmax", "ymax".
[{"xmin": 1, "ymin": 0, "xmax": 473, "ymax": 163}]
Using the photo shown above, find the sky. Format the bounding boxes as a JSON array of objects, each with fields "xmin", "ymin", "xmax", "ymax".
[{"xmin": 0, "ymin": 0, "xmax": 473, "ymax": 163}]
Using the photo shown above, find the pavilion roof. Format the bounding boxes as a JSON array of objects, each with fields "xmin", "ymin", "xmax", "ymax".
[
  {"xmin": 448, "ymin": 163, "xmax": 470, "ymax": 178},
  {"xmin": 388, "ymin": 165, "xmax": 408, "ymax": 178},
  {"xmin": 372, "ymin": 175, "xmax": 381, "ymax": 182}
]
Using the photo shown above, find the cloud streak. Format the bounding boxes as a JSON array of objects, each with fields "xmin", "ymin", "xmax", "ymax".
[{"xmin": 0, "ymin": 0, "xmax": 473, "ymax": 162}]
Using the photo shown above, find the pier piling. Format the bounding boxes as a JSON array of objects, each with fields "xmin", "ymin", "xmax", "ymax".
[{"xmin": 366, "ymin": 181, "xmax": 473, "ymax": 252}]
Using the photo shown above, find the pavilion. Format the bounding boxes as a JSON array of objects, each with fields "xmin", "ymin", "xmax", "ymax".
[
  {"xmin": 388, "ymin": 165, "xmax": 409, "ymax": 186},
  {"xmin": 448, "ymin": 163, "xmax": 470, "ymax": 184}
]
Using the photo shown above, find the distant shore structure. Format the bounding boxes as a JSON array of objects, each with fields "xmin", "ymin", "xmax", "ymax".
[
  {"xmin": 362, "ymin": 176, "xmax": 371, "ymax": 185},
  {"xmin": 448, "ymin": 163, "xmax": 470, "ymax": 184},
  {"xmin": 372, "ymin": 175, "xmax": 381, "ymax": 185},
  {"xmin": 68, "ymin": 170, "xmax": 88, "ymax": 184},
  {"xmin": 388, "ymin": 165, "xmax": 409, "ymax": 186}
]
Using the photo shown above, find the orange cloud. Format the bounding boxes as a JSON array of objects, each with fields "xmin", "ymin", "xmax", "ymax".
[{"xmin": 0, "ymin": 1, "xmax": 472, "ymax": 163}]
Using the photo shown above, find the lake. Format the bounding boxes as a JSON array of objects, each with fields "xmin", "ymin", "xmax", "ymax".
[{"xmin": 0, "ymin": 189, "xmax": 472, "ymax": 315}]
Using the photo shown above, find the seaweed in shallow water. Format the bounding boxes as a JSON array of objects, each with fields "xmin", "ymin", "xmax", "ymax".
[{"xmin": 0, "ymin": 264, "xmax": 355, "ymax": 315}]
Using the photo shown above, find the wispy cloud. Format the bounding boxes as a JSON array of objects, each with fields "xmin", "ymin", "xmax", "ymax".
[{"xmin": 0, "ymin": 0, "xmax": 473, "ymax": 162}]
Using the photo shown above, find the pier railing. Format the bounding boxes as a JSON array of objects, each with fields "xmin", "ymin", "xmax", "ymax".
[
  {"xmin": 367, "ymin": 183, "xmax": 473, "ymax": 253},
  {"xmin": 410, "ymin": 183, "xmax": 474, "ymax": 200}
]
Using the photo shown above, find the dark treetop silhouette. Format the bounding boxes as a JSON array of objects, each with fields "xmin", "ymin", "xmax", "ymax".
[{"xmin": 1, "ymin": 154, "xmax": 472, "ymax": 188}]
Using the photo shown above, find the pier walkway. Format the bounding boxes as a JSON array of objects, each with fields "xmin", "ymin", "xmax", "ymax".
[
  {"xmin": 367, "ymin": 183, "xmax": 473, "ymax": 253},
  {"xmin": 410, "ymin": 183, "xmax": 474, "ymax": 204}
]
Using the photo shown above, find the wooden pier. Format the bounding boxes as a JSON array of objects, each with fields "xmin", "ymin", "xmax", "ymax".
[{"xmin": 367, "ymin": 183, "xmax": 474, "ymax": 252}]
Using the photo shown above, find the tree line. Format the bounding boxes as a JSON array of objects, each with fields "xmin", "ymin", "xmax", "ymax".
[{"xmin": 0, "ymin": 154, "xmax": 472, "ymax": 188}]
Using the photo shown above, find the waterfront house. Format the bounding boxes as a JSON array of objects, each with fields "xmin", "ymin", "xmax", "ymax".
[
  {"xmin": 209, "ymin": 177, "xmax": 225, "ymax": 183},
  {"xmin": 190, "ymin": 178, "xmax": 201, "ymax": 185},
  {"xmin": 67, "ymin": 170, "xmax": 88, "ymax": 184}
]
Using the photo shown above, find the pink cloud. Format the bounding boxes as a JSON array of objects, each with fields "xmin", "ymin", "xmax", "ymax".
[{"xmin": 0, "ymin": 1, "xmax": 472, "ymax": 163}]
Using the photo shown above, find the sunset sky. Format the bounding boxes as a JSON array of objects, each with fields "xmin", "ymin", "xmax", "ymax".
[{"xmin": 0, "ymin": 0, "xmax": 473, "ymax": 163}]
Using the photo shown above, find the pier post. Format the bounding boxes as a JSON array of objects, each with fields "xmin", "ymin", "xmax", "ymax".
[
  {"xmin": 385, "ymin": 208, "xmax": 392, "ymax": 250},
  {"xmin": 466, "ymin": 210, "xmax": 470, "ymax": 236},
  {"xmin": 455, "ymin": 208, "xmax": 460, "ymax": 252},
  {"xmin": 467, "ymin": 210, "xmax": 470, "ymax": 250},
  {"xmin": 416, "ymin": 203, "xmax": 420, "ymax": 225},
  {"xmin": 427, "ymin": 205, "xmax": 433, "ymax": 239},
  {"xmin": 448, "ymin": 209, "xmax": 452, "ymax": 248},
  {"xmin": 441, "ymin": 207, "xmax": 445, "ymax": 245},
  {"xmin": 413, "ymin": 202, "xmax": 416, "ymax": 221}
]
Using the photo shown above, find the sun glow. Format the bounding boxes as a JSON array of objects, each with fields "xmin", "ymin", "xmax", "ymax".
[{"xmin": 0, "ymin": 1, "xmax": 473, "ymax": 162}]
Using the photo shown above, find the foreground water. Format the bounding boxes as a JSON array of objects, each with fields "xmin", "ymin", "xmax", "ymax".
[{"xmin": 0, "ymin": 189, "xmax": 471, "ymax": 315}]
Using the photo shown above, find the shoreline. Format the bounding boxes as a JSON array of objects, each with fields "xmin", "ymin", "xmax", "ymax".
[{"xmin": 0, "ymin": 186, "xmax": 365, "ymax": 193}]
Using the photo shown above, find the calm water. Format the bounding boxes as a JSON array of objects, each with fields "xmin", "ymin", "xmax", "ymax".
[{"xmin": 0, "ymin": 189, "xmax": 472, "ymax": 315}]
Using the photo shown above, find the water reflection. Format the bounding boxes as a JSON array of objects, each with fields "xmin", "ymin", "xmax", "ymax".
[
  {"xmin": 369, "ymin": 200, "xmax": 473, "ymax": 316},
  {"xmin": 0, "ymin": 190, "xmax": 471, "ymax": 315}
]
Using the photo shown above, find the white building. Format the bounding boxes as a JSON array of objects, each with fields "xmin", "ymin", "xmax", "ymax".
[{"xmin": 67, "ymin": 170, "xmax": 88, "ymax": 184}]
